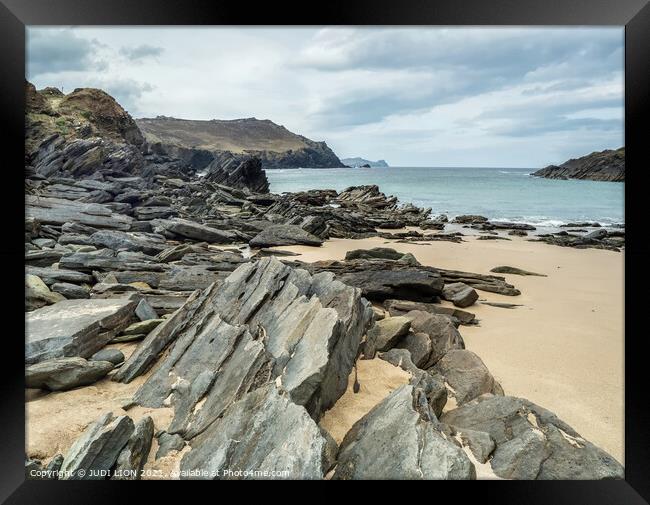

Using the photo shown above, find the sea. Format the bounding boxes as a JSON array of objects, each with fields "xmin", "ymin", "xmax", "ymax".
[{"xmin": 266, "ymin": 166, "xmax": 624, "ymax": 233}]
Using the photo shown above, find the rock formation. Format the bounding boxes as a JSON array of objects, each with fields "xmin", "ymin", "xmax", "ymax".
[{"xmin": 532, "ymin": 148, "xmax": 624, "ymax": 182}]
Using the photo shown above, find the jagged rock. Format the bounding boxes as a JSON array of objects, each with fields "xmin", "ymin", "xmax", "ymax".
[
  {"xmin": 26, "ymin": 195, "xmax": 133, "ymax": 230},
  {"xmin": 118, "ymin": 258, "xmax": 372, "ymax": 438},
  {"xmin": 135, "ymin": 299, "xmax": 159, "ymax": 321},
  {"xmin": 25, "ymin": 249, "xmax": 65, "ymax": 267},
  {"xmin": 26, "ymin": 274, "xmax": 66, "ymax": 311},
  {"xmin": 403, "ymin": 310, "xmax": 465, "ymax": 368},
  {"xmin": 441, "ymin": 395, "xmax": 624, "ymax": 479},
  {"xmin": 155, "ymin": 432, "xmax": 185, "ymax": 459},
  {"xmin": 383, "ymin": 299, "xmax": 476, "ymax": 325},
  {"xmin": 490, "ymin": 266, "xmax": 546, "ymax": 277},
  {"xmin": 152, "ymin": 218, "xmax": 248, "ymax": 244},
  {"xmin": 452, "ymin": 215, "xmax": 488, "ymax": 224},
  {"xmin": 45, "ymin": 454, "xmax": 64, "ymax": 478},
  {"xmin": 249, "ymin": 224, "xmax": 323, "ymax": 248},
  {"xmin": 436, "ymin": 268, "xmax": 520, "ymax": 296},
  {"xmin": 112, "ymin": 416, "xmax": 154, "ymax": 480},
  {"xmin": 25, "ymin": 357, "xmax": 114, "ymax": 391},
  {"xmin": 58, "ymin": 248, "xmax": 163, "ymax": 272},
  {"xmin": 432, "ymin": 350, "xmax": 503, "ymax": 404},
  {"xmin": 88, "ymin": 230, "xmax": 166, "ymax": 255},
  {"xmin": 396, "ymin": 331, "xmax": 432, "ymax": 368},
  {"xmin": 333, "ymin": 385, "xmax": 475, "ymax": 480},
  {"xmin": 26, "ymin": 266, "xmax": 93, "ymax": 286},
  {"xmin": 203, "ymin": 156, "xmax": 270, "ymax": 193},
  {"xmin": 364, "ymin": 316, "xmax": 411, "ymax": 357},
  {"xmin": 442, "ymin": 282, "xmax": 479, "ymax": 308},
  {"xmin": 180, "ymin": 384, "xmax": 330, "ymax": 479},
  {"xmin": 456, "ymin": 428, "xmax": 496, "ymax": 464},
  {"xmin": 532, "ymin": 147, "xmax": 624, "ymax": 182},
  {"xmin": 133, "ymin": 206, "xmax": 177, "ymax": 220},
  {"xmin": 90, "ymin": 349, "xmax": 125, "ymax": 365},
  {"xmin": 51, "ymin": 282, "xmax": 90, "ymax": 299},
  {"xmin": 26, "ymin": 297, "xmax": 137, "ymax": 364},
  {"xmin": 60, "ymin": 412, "xmax": 134, "ymax": 480}
]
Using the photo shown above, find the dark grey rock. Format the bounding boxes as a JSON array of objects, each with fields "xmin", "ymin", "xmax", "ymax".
[
  {"xmin": 249, "ymin": 224, "xmax": 323, "ymax": 248},
  {"xmin": 25, "ymin": 357, "xmax": 114, "ymax": 391},
  {"xmin": 60, "ymin": 412, "xmax": 134, "ymax": 480},
  {"xmin": 432, "ymin": 349, "xmax": 504, "ymax": 405},
  {"xmin": 403, "ymin": 310, "xmax": 465, "ymax": 368},
  {"xmin": 26, "ymin": 266, "xmax": 93, "ymax": 286},
  {"xmin": 112, "ymin": 416, "xmax": 154, "ymax": 480},
  {"xmin": 135, "ymin": 298, "xmax": 159, "ymax": 321},
  {"xmin": 51, "ymin": 282, "xmax": 90, "ymax": 299},
  {"xmin": 442, "ymin": 282, "xmax": 479, "ymax": 308},
  {"xmin": 490, "ymin": 266, "xmax": 546, "ymax": 277},
  {"xmin": 333, "ymin": 385, "xmax": 475, "ymax": 479},
  {"xmin": 364, "ymin": 316, "xmax": 411, "ymax": 357},
  {"xmin": 396, "ymin": 331, "xmax": 432, "ymax": 368},
  {"xmin": 155, "ymin": 432, "xmax": 185, "ymax": 459},
  {"xmin": 25, "ymin": 297, "xmax": 137, "ymax": 364},
  {"xmin": 26, "ymin": 195, "xmax": 133, "ymax": 230},
  {"xmin": 384, "ymin": 299, "xmax": 477, "ymax": 325},
  {"xmin": 441, "ymin": 395, "xmax": 624, "ymax": 479},
  {"xmin": 180, "ymin": 385, "xmax": 329, "ymax": 479},
  {"xmin": 90, "ymin": 349, "xmax": 125, "ymax": 365},
  {"xmin": 152, "ymin": 218, "xmax": 248, "ymax": 244}
]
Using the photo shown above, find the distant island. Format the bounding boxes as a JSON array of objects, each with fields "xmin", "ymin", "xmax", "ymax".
[
  {"xmin": 532, "ymin": 147, "xmax": 624, "ymax": 182},
  {"xmin": 136, "ymin": 116, "xmax": 346, "ymax": 170},
  {"xmin": 341, "ymin": 157, "xmax": 389, "ymax": 168}
]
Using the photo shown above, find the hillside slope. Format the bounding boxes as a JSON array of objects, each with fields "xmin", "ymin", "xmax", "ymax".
[
  {"xmin": 136, "ymin": 116, "xmax": 345, "ymax": 169},
  {"xmin": 532, "ymin": 148, "xmax": 624, "ymax": 182}
]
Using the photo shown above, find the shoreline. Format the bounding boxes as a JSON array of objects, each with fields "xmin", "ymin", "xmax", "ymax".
[{"xmin": 273, "ymin": 233, "xmax": 624, "ymax": 464}]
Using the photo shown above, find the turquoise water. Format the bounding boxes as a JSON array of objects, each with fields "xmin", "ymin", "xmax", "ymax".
[{"xmin": 266, "ymin": 167, "xmax": 624, "ymax": 228}]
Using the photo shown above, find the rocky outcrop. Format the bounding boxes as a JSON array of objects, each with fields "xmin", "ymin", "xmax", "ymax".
[
  {"xmin": 340, "ymin": 157, "xmax": 389, "ymax": 168},
  {"xmin": 249, "ymin": 224, "xmax": 324, "ymax": 248},
  {"xmin": 532, "ymin": 148, "xmax": 624, "ymax": 182},
  {"xmin": 333, "ymin": 385, "xmax": 475, "ymax": 480},
  {"xmin": 442, "ymin": 395, "xmax": 624, "ymax": 479}
]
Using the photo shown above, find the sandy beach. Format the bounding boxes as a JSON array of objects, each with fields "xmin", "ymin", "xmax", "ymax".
[
  {"xmin": 281, "ymin": 233, "xmax": 625, "ymax": 464},
  {"xmin": 25, "ymin": 232, "xmax": 624, "ymax": 475}
]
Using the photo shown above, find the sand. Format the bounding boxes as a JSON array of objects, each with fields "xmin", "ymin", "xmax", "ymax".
[{"xmin": 278, "ymin": 233, "xmax": 625, "ymax": 464}]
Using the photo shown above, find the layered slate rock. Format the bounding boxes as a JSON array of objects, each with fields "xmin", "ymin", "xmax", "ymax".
[
  {"xmin": 432, "ymin": 350, "xmax": 504, "ymax": 405},
  {"xmin": 333, "ymin": 385, "xmax": 475, "ymax": 480},
  {"xmin": 441, "ymin": 395, "xmax": 624, "ymax": 479},
  {"xmin": 60, "ymin": 412, "xmax": 134, "ymax": 480},
  {"xmin": 384, "ymin": 299, "xmax": 476, "ymax": 325},
  {"xmin": 180, "ymin": 384, "xmax": 330, "ymax": 479},
  {"xmin": 120, "ymin": 258, "xmax": 373, "ymax": 441},
  {"xmin": 300, "ymin": 258, "xmax": 444, "ymax": 302},
  {"xmin": 25, "ymin": 357, "xmax": 114, "ymax": 391},
  {"xmin": 249, "ymin": 224, "xmax": 324, "ymax": 248},
  {"xmin": 25, "ymin": 297, "xmax": 137, "ymax": 364},
  {"xmin": 112, "ymin": 416, "xmax": 154, "ymax": 480},
  {"xmin": 152, "ymin": 218, "xmax": 249, "ymax": 244},
  {"xmin": 363, "ymin": 316, "xmax": 411, "ymax": 356},
  {"xmin": 26, "ymin": 195, "xmax": 132, "ymax": 230}
]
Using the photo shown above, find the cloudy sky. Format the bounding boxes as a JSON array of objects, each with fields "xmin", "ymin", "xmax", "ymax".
[{"xmin": 27, "ymin": 27, "xmax": 623, "ymax": 167}]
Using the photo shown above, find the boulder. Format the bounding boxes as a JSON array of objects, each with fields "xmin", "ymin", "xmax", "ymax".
[
  {"xmin": 441, "ymin": 395, "xmax": 624, "ymax": 479},
  {"xmin": 134, "ymin": 299, "xmax": 159, "ymax": 321},
  {"xmin": 442, "ymin": 282, "xmax": 479, "ymax": 308},
  {"xmin": 112, "ymin": 416, "xmax": 154, "ymax": 480},
  {"xmin": 26, "ymin": 274, "xmax": 65, "ymax": 311},
  {"xmin": 432, "ymin": 349, "xmax": 503, "ymax": 405},
  {"xmin": 345, "ymin": 247, "xmax": 405, "ymax": 261},
  {"xmin": 396, "ymin": 331, "xmax": 432, "ymax": 368},
  {"xmin": 121, "ymin": 319, "xmax": 164, "ymax": 336},
  {"xmin": 180, "ymin": 385, "xmax": 330, "ymax": 479},
  {"xmin": 152, "ymin": 218, "xmax": 248, "ymax": 244},
  {"xmin": 155, "ymin": 432, "xmax": 185, "ymax": 459},
  {"xmin": 363, "ymin": 316, "xmax": 411, "ymax": 357},
  {"xmin": 90, "ymin": 348, "xmax": 125, "ymax": 365},
  {"xmin": 25, "ymin": 357, "xmax": 114, "ymax": 391},
  {"xmin": 26, "ymin": 195, "xmax": 133, "ymax": 230},
  {"xmin": 249, "ymin": 224, "xmax": 324, "ymax": 248},
  {"xmin": 403, "ymin": 310, "xmax": 465, "ymax": 368},
  {"xmin": 88, "ymin": 230, "xmax": 166, "ymax": 255},
  {"xmin": 25, "ymin": 297, "xmax": 137, "ymax": 364},
  {"xmin": 333, "ymin": 385, "xmax": 475, "ymax": 479},
  {"xmin": 60, "ymin": 412, "xmax": 134, "ymax": 480}
]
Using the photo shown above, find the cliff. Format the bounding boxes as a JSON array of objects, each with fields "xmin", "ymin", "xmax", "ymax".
[
  {"xmin": 532, "ymin": 148, "xmax": 624, "ymax": 182},
  {"xmin": 136, "ymin": 116, "xmax": 346, "ymax": 169}
]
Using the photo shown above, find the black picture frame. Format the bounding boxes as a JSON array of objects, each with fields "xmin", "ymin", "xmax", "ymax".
[{"xmin": 2, "ymin": 0, "xmax": 648, "ymax": 502}]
